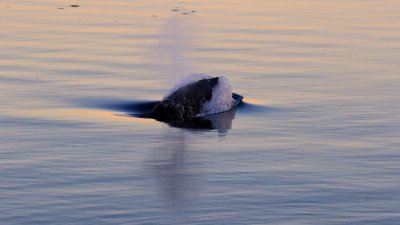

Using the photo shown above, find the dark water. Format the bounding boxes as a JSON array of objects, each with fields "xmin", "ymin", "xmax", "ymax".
[{"xmin": 1, "ymin": 0, "xmax": 400, "ymax": 224}]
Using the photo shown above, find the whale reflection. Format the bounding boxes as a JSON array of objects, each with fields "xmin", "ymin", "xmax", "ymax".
[
  {"xmin": 148, "ymin": 108, "xmax": 236, "ymax": 209},
  {"xmin": 148, "ymin": 130, "xmax": 197, "ymax": 209}
]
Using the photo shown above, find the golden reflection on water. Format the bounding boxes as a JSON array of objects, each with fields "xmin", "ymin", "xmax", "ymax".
[
  {"xmin": 244, "ymin": 98, "xmax": 268, "ymax": 105},
  {"xmin": 10, "ymin": 108, "xmax": 154, "ymax": 124}
]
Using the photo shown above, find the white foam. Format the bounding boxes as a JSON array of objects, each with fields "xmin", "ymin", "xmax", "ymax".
[
  {"xmin": 197, "ymin": 76, "xmax": 235, "ymax": 116},
  {"xmin": 164, "ymin": 73, "xmax": 235, "ymax": 117}
]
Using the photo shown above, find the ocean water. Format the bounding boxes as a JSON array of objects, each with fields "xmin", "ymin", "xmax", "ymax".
[{"xmin": 1, "ymin": 0, "xmax": 400, "ymax": 224}]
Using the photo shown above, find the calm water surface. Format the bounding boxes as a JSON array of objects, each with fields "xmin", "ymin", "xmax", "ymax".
[{"xmin": 1, "ymin": 0, "xmax": 400, "ymax": 224}]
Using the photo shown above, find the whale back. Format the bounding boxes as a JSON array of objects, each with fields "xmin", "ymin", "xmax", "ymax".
[{"xmin": 149, "ymin": 77, "xmax": 219, "ymax": 121}]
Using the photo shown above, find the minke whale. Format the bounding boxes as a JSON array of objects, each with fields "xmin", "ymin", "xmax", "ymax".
[{"xmin": 145, "ymin": 74, "xmax": 243, "ymax": 122}]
